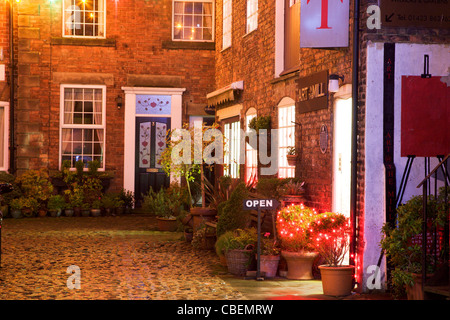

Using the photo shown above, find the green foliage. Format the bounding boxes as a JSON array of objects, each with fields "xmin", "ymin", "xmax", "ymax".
[
  {"xmin": 118, "ymin": 188, "xmax": 135, "ymax": 208},
  {"xmin": 87, "ymin": 160, "xmax": 101, "ymax": 176},
  {"xmin": 287, "ymin": 146, "xmax": 297, "ymax": 155},
  {"xmin": 277, "ymin": 180, "xmax": 305, "ymax": 196},
  {"xmin": 216, "ymin": 182, "xmax": 251, "ymax": 237},
  {"xmin": 0, "ymin": 172, "xmax": 22, "ymax": 205},
  {"xmin": 219, "ymin": 228, "xmax": 257, "ymax": 253},
  {"xmin": 16, "ymin": 169, "xmax": 54, "ymax": 202},
  {"xmin": 47, "ymin": 195, "xmax": 66, "ymax": 211},
  {"xmin": 248, "ymin": 116, "xmax": 271, "ymax": 133},
  {"xmin": 380, "ymin": 190, "xmax": 449, "ymax": 298},
  {"xmin": 101, "ymin": 193, "xmax": 117, "ymax": 209},
  {"xmin": 9, "ymin": 198, "xmax": 22, "ymax": 210}
]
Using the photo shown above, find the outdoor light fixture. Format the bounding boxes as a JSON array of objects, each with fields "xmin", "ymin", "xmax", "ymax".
[
  {"xmin": 116, "ymin": 95, "xmax": 123, "ymax": 109},
  {"xmin": 328, "ymin": 74, "xmax": 344, "ymax": 93}
]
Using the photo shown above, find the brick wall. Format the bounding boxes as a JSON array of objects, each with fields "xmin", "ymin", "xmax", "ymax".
[{"xmin": 13, "ymin": 0, "xmax": 215, "ymax": 191}]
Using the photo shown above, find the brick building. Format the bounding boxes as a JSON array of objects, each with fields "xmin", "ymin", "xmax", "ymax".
[
  {"xmin": 207, "ymin": 0, "xmax": 449, "ymax": 292},
  {"xmin": 4, "ymin": 0, "xmax": 216, "ymax": 201}
]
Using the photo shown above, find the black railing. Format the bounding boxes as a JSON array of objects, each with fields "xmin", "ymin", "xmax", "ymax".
[{"xmin": 417, "ymin": 154, "xmax": 450, "ymax": 299}]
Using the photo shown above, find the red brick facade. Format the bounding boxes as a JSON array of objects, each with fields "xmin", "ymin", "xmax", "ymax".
[{"xmin": 10, "ymin": 0, "xmax": 215, "ymax": 191}]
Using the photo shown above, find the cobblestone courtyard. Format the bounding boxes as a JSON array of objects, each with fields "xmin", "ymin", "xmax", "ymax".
[{"xmin": 0, "ymin": 215, "xmax": 246, "ymax": 300}]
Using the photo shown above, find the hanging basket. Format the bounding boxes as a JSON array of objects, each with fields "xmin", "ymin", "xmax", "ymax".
[
  {"xmin": 225, "ymin": 245, "xmax": 254, "ymax": 276},
  {"xmin": 286, "ymin": 155, "xmax": 297, "ymax": 166}
]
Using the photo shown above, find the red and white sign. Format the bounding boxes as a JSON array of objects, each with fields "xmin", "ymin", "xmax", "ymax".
[{"xmin": 300, "ymin": 0, "xmax": 349, "ymax": 48}]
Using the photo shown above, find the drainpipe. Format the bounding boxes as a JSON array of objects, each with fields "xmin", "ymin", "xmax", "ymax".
[
  {"xmin": 350, "ymin": 0, "xmax": 360, "ymax": 272},
  {"xmin": 9, "ymin": 0, "xmax": 15, "ymax": 174}
]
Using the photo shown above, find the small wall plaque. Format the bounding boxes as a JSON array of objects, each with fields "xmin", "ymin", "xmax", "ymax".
[{"xmin": 319, "ymin": 124, "xmax": 328, "ymax": 154}]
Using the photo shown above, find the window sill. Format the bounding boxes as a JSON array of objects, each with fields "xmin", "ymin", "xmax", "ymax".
[
  {"xmin": 243, "ymin": 28, "xmax": 257, "ymax": 38},
  {"xmin": 51, "ymin": 37, "xmax": 116, "ymax": 47},
  {"xmin": 271, "ymin": 69, "xmax": 299, "ymax": 85},
  {"xmin": 221, "ymin": 45, "xmax": 231, "ymax": 53},
  {"xmin": 162, "ymin": 40, "xmax": 215, "ymax": 50}
]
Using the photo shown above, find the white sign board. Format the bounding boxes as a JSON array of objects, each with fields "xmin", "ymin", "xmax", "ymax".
[{"xmin": 300, "ymin": 0, "xmax": 350, "ymax": 48}]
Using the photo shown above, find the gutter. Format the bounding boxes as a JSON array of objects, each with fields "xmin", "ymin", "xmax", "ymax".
[
  {"xmin": 9, "ymin": 1, "xmax": 15, "ymax": 174},
  {"xmin": 350, "ymin": 0, "xmax": 360, "ymax": 270}
]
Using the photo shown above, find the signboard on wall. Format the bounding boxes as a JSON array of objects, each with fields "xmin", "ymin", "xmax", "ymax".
[
  {"xmin": 297, "ymin": 70, "xmax": 328, "ymax": 113},
  {"xmin": 401, "ymin": 76, "xmax": 450, "ymax": 157},
  {"xmin": 300, "ymin": 0, "xmax": 349, "ymax": 48},
  {"xmin": 380, "ymin": 0, "xmax": 450, "ymax": 29}
]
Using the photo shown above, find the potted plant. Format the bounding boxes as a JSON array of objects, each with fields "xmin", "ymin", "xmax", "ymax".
[
  {"xmin": 191, "ymin": 224, "xmax": 217, "ymax": 250},
  {"xmin": 258, "ymin": 232, "xmax": 281, "ymax": 278},
  {"xmin": 47, "ymin": 194, "xmax": 65, "ymax": 217},
  {"xmin": 142, "ymin": 188, "xmax": 177, "ymax": 231},
  {"xmin": 380, "ymin": 190, "xmax": 448, "ymax": 299},
  {"xmin": 223, "ymin": 228, "xmax": 257, "ymax": 276},
  {"xmin": 215, "ymin": 230, "xmax": 235, "ymax": 267},
  {"xmin": 91, "ymin": 199, "xmax": 102, "ymax": 217},
  {"xmin": 276, "ymin": 204, "xmax": 319, "ymax": 280},
  {"xmin": 184, "ymin": 227, "xmax": 194, "ymax": 243},
  {"xmin": 312, "ymin": 212, "xmax": 354, "ymax": 296},
  {"xmin": 101, "ymin": 193, "xmax": 116, "ymax": 216},
  {"xmin": 9, "ymin": 198, "xmax": 23, "ymax": 219},
  {"xmin": 286, "ymin": 146, "xmax": 297, "ymax": 166},
  {"xmin": 277, "ymin": 179, "xmax": 306, "ymax": 206},
  {"xmin": 20, "ymin": 196, "xmax": 39, "ymax": 218},
  {"xmin": 81, "ymin": 202, "xmax": 91, "ymax": 217},
  {"xmin": 119, "ymin": 189, "xmax": 134, "ymax": 214}
]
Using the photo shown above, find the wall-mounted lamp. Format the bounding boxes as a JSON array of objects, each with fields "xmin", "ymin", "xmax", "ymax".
[
  {"xmin": 116, "ymin": 95, "xmax": 123, "ymax": 109},
  {"xmin": 328, "ymin": 74, "xmax": 344, "ymax": 93}
]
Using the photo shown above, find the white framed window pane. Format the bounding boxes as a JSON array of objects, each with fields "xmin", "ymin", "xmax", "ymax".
[
  {"xmin": 246, "ymin": 0, "xmax": 258, "ymax": 33},
  {"xmin": 278, "ymin": 104, "xmax": 295, "ymax": 178},
  {"xmin": 63, "ymin": 0, "xmax": 105, "ymax": 38},
  {"xmin": 61, "ymin": 86, "xmax": 105, "ymax": 169},
  {"xmin": 223, "ymin": 0, "xmax": 232, "ymax": 49},
  {"xmin": 245, "ymin": 113, "xmax": 257, "ymax": 183},
  {"xmin": 173, "ymin": 1, "xmax": 214, "ymax": 42}
]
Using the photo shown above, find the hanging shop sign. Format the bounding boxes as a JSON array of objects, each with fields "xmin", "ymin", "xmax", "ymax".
[
  {"xmin": 380, "ymin": 0, "xmax": 450, "ymax": 29},
  {"xmin": 297, "ymin": 70, "xmax": 328, "ymax": 114},
  {"xmin": 300, "ymin": 0, "xmax": 349, "ymax": 48}
]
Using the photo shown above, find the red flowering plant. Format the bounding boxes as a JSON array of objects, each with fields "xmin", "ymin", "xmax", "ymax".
[
  {"xmin": 310, "ymin": 212, "xmax": 351, "ymax": 267},
  {"xmin": 276, "ymin": 204, "xmax": 318, "ymax": 252},
  {"xmin": 261, "ymin": 233, "xmax": 281, "ymax": 256}
]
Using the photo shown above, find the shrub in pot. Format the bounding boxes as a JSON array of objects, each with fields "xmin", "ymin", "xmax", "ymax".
[
  {"xmin": 47, "ymin": 194, "xmax": 65, "ymax": 217},
  {"xmin": 222, "ymin": 228, "xmax": 257, "ymax": 276},
  {"xmin": 311, "ymin": 212, "xmax": 354, "ymax": 296},
  {"xmin": 258, "ymin": 232, "xmax": 281, "ymax": 278},
  {"xmin": 276, "ymin": 204, "xmax": 319, "ymax": 280},
  {"xmin": 91, "ymin": 199, "xmax": 102, "ymax": 217},
  {"xmin": 380, "ymin": 188, "xmax": 448, "ymax": 299},
  {"xmin": 9, "ymin": 198, "xmax": 23, "ymax": 219},
  {"xmin": 191, "ymin": 224, "xmax": 216, "ymax": 250},
  {"xmin": 143, "ymin": 188, "xmax": 177, "ymax": 231}
]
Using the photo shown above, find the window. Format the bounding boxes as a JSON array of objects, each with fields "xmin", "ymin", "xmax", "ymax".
[
  {"xmin": 63, "ymin": 0, "xmax": 105, "ymax": 38},
  {"xmin": 246, "ymin": 0, "xmax": 258, "ymax": 33},
  {"xmin": 223, "ymin": 117, "xmax": 240, "ymax": 179},
  {"xmin": 222, "ymin": 0, "xmax": 232, "ymax": 49},
  {"xmin": 278, "ymin": 100, "xmax": 295, "ymax": 178},
  {"xmin": 60, "ymin": 85, "xmax": 106, "ymax": 169},
  {"xmin": 0, "ymin": 102, "xmax": 9, "ymax": 171},
  {"xmin": 173, "ymin": 0, "xmax": 214, "ymax": 41},
  {"xmin": 284, "ymin": 0, "xmax": 300, "ymax": 72},
  {"xmin": 245, "ymin": 109, "xmax": 258, "ymax": 183}
]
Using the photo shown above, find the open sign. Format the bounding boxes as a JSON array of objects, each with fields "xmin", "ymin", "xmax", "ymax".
[{"xmin": 243, "ymin": 199, "xmax": 279, "ymax": 210}]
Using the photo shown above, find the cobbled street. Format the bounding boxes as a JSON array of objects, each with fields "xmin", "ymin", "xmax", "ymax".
[{"xmin": 0, "ymin": 215, "xmax": 244, "ymax": 300}]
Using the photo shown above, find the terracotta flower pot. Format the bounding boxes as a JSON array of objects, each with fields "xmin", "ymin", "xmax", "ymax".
[
  {"xmin": 319, "ymin": 265, "xmax": 355, "ymax": 297},
  {"xmin": 281, "ymin": 250, "xmax": 318, "ymax": 280},
  {"xmin": 258, "ymin": 255, "xmax": 280, "ymax": 278},
  {"xmin": 286, "ymin": 154, "xmax": 297, "ymax": 166},
  {"xmin": 156, "ymin": 217, "xmax": 178, "ymax": 232}
]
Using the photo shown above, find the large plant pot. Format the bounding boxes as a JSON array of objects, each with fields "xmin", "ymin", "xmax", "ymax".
[
  {"xmin": 11, "ymin": 209, "xmax": 23, "ymax": 219},
  {"xmin": 281, "ymin": 250, "xmax": 318, "ymax": 280},
  {"xmin": 405, "ymin": 273, "xmax": 433, "ymax": 300},
  {"xmin": 226, "ymin": 248, "xmax": 254, "ymax": 276},
  {"xmin": 319, "ymin": 265, "xmax": 355, "ymax": 297},
  {"xmin": 286, "ymin": 155, "xmax": 297, "ymax": 166},
  {"xmin": 64, "ymin": 209, "xmax": 74, "ymax": 217},
  {"xmin": 156, "ymin": 217, "xmax": 178, "ymax": 232},
  {"xmin": 258, "ymin": 255, "xmax": 280, "ymax": 278},
  {"xmin": 91, "ymin": 209, "xmax": 101, "ymax": 217},
  {"xmin": 190, "ymin": 207, "xmax": 217, "ymax": 233}
]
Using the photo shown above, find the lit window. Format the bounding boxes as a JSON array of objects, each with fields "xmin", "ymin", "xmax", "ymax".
[
  {"xmin": 278, "ymin": 102, "xmax": 295, "ymax": 178},
  {"xmin": 60, "ymin": 85, "xmax": 106, "ymax": 169},
  {"xmin": 0, "ymin": 103, "xmax": 9, "ymax": 171},
  {"xmin": 246, "ymin": 0, "xmax": 258, "ymax": 33},
  {"xmin": 173, "ymin": 0, "xmax": 214, "ymax": 42},
  {"xmin": 63, "ymin": 0, "xmax": 106, "ymax": 38},
  {"xmin": 223, "ymin": 118, "xmax": 240, "ymax": 179},
  {"xmin": 245, "ymin": 110, "xmax": 258, "ymax": 183},
  {"xmin": 222, "ymin": 0, "xmax": 232, "ymax": 49}
]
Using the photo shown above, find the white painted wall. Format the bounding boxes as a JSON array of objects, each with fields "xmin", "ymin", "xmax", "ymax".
[{"xmin": 363, "ymin": 43, "xmax": 450, "ymax": 292}]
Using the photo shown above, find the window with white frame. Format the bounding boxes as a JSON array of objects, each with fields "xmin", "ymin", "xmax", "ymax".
[
  {"xmin": 60, "ymin": 85, "xmax": 106, "ymax": 169},
  {"xmin": 223, "ymin": 117, "xmax": 240, "ymax": 179},
  {"xmin": 0, "ymin": 103, "xmax": 9, "ymax": 171},
  {"xmin": 278, "ymin": 101, "xmax": 295, "ymax": 178},
  {"xmin": 245, "ymin": 109, "xmax": 258, "ymax": 183},
  {"xmin": 173, "ymin": 0, "xmax": 214, "ymax": 41},
  {"xmin": 63, "ymin": 0, "xmax": 106, "ymax": 37},
  {"xmin": 222, "ymin": 0, "xmax": 232, "ymax": 49},
  {"xmin": 246, "ymin": 0, "xmax": 258, "ymax": 33}
]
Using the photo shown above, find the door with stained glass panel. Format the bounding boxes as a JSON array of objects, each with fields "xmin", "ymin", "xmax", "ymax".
[{"xmin": 135, "ymin": 117, "xmax": 171, "ymax": 206}]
